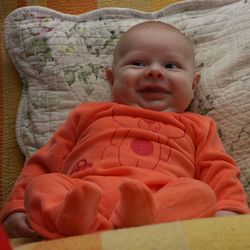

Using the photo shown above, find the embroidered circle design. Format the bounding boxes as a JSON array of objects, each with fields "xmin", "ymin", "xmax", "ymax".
[
  {"xmin": 130, "ymin": 139, "xmax": 154, "ymax": 156},
  {"xmin": 73, "ymin": 159, "xmax": 92, "ymax": 173}
]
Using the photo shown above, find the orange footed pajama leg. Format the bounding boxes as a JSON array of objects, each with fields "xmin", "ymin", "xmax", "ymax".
[
  {"xmin": 25, "ymin": 173, "xmax": 113, "ymax": 239},
  {"xmin": 55, "ymin": 181, "xmax": 103, "ymax": 235},
  {"xmin": 110, "ymin": 178, "xmax": 216, "ymax": 228},
  {"xmin": 153, "ymin": 178, "xmax": 217, "ymax": 223},
  {"xmin": 110, "ymin": 179, "xmax": 156, "ymax": 228}
]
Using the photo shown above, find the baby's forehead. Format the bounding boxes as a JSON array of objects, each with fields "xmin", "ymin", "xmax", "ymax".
[
  {"xmin": 114, "ymin": 23, "xmax": 194, "ymax": 61},
  {"xmin": 125, "ymin": 21, "xmax": 184, "ymax": 37}
]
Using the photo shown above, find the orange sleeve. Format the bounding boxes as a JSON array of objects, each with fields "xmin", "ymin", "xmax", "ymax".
[
  {"xmin": 0, "ymin": 104, "xmax": 81, "ymax": 222},
  {"xmin": 194, "ymin": 117, "xmax": 249, "ymax": 214}
]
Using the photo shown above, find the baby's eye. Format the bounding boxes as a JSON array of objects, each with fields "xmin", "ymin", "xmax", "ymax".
[
  {"xmin": 164, "ymin": 63, "xmax": 178, "ymax": 69},
  {"xmin": 132, "ymin": 62, "xmax": 146, "ymax": 67}
]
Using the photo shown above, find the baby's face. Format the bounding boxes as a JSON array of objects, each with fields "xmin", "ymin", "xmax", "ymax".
[{"xmin": 106, "ymin": 26, "xmax": 200, "ymax": 112}]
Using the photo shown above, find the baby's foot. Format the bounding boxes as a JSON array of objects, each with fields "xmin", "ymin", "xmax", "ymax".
[
  {"xmin": 56, "ymin": 182, "xmax": 102, "ymax": 235},
  {"xmin": 111, "ymin": 179, "xmax": 155, "ymax": 228}
]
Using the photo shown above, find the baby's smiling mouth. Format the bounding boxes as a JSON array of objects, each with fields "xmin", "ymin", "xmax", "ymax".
[
  {"xmin": 139, "ymin": 85, "xmax": 169, "ymax": 94},
  {"xmin": 138, "ymin": 85, "xmax": 170, "ymax": 100}
]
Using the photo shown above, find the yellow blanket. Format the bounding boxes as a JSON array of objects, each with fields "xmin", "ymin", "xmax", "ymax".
[{"xmin": 11, "ymin": 215, "xmax": 250, "ymax": 250}]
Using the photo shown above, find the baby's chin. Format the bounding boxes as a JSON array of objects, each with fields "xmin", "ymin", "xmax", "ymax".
[
  {"xmin": 123, "ymin": 102, "xmax": 183, "ymax": 113},
  {"xmin": 136, "ymin": 101, "xmax": 185, "ymax": 113},
  {"xmin": 112, "ymin": 99, "xmax": 188, "ymax": 113}
]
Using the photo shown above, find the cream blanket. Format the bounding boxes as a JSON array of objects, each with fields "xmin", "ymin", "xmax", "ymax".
[{"xmin": 11, "ymin": 215, "xmax": 250, "ymax": 250}]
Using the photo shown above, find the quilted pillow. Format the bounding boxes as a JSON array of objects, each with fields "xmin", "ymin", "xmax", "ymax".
[{"xmin": 3, "ymin": 0, "xmax": 250, "ymax": 201}]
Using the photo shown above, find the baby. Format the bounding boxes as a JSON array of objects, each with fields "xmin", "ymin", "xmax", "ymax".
[{"xmin": 1, "ymin": 21, "xmax": 249, "ymax": 239}]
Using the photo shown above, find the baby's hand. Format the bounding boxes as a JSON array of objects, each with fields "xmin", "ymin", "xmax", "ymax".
[
  {"xmin": 2, "ymin": 212, "xmax": 36, "ymax": 238},
  {"xmin": 215, "ymin": 210, "xmax": 239, "ymax": 217}
]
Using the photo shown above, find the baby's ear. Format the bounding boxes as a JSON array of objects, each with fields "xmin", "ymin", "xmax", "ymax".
[
  {"xmin": 192, "ymin": 72, "xmax": 201, "ymax": 91},
  {"xmin": 106, "ymin": 68, "xmax": 114, "ymax": 86}
]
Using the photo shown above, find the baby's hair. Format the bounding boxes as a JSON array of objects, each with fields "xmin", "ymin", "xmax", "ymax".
[{"xmin": 112, "ymin": 21, "xmax": 194, "ymax": 66}]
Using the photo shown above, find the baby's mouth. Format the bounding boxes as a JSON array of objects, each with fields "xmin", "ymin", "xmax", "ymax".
[
  {"xmin": 139, "ymin": 86, "xmax": 169, "ymax": 94},
  {"xmin": 138, "ymin": 86, "xmax": 170, "ymax": 100}
]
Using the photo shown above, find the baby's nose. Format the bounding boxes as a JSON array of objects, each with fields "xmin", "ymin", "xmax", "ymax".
[{"xmin": 145, "ymin": 64, "xmax": 164, "ymax": 79}]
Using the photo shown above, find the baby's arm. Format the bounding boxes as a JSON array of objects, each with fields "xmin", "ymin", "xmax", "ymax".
[
  {"xmin": 0, "ymin": 106, "xmax": 83, "ymax": 237},
  {"xmin": 195, "ymin": 118, "xmax": 249, "ymax": 215}
]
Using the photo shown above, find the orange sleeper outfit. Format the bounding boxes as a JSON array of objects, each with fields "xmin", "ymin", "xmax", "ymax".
[{"xmin": 0, "ymin": 102, "xmax": 248, "ymax": 239}]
